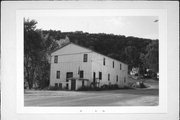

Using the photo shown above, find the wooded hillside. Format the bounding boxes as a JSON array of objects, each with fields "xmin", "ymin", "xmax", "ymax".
[{"xmin": 24, "ymin": 19, "xmax": 159, "ymax": 89}]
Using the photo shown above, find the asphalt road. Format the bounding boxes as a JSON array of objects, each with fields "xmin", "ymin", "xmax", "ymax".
[{"xmin": 24, "ymin": 88, "xmax": 158, "ymax": 106}]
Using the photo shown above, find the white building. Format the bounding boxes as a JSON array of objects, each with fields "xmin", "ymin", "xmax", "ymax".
[{"xmin": 50, "ymin": 42, "xmax": 128, "ymax": 90}]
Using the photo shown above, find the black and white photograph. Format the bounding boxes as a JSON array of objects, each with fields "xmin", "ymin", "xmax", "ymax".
[
  {"xmin": 1, "ymin": 1, "xmax": 179, "ymax": 120},
  {"xmin": 24, "ymin": 15, "xmax": 159, "ymax": 107}
]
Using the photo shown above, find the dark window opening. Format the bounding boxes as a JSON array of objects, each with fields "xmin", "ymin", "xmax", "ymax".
[
  {"xmin": 103, "ymin": 58, "xmax": 106, "ymax": 65},
  {"xmin": 82, "ymin": 80, "xmax": 84, "ymax": 87},
  {"xmin": 83, "ymin": 54, "xmax": 88, "ymax": 62},
  {"xmin": 80, "ymin": 71, "xmax": 84, "ymax": 78},
  {"xmin": 54, "ymin": 56, "xmax": 58, "ymax": 63},
  {"xmin": 120, "ymin": 64, "xmax": 122, "ymax": 70},
  {"xmin": 66, "ymin": 72, "xmax": 73, "ymax": 82},
  {"xmin": 56, "ymin": 71, "xmax": 60, "ymax": 79},
  {"xmin": 55, "ymin": 83, "xmax": 58, "ymax": 87},
  {"xmin": 66, "ymin": 84, "xmax": 69, "ymax": 89},
  {"xmin": 113, "ymin": 61, "xmax": 114, "ymax": 68},
  {"xmin": 93, "ymin": 72, "xmax": 96, "ymax": 85},
  {"xmin": 108, "ymin": 74, "xmax": 110, "ymax": 81},
  {"xmin": 116, "ymin": 75, "xmax": 118, "ymax": 82},
  {"xmin": 59, "ymin": 83, "xmax": 62, "ymax": 89},
  {"xmin": 99, "ymin": 72, "xmax": 102, "ymax": 80},
  {"xmin": 124, "ymin": 77, "xmax": 126, "ymax": 83}
]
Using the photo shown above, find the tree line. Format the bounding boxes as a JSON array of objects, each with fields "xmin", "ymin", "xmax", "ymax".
[{"xmin": 24, "ymin": 19, "xmax": 159, "ymax": 89}]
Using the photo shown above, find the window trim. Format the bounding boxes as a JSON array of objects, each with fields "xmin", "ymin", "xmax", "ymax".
[
  {"xmin": 66, "ymin": 72, "xmax": 73, "ymax": 82},
  {"xmin": 83, "ymin": 54, "xmax": 88, "ymax": 62},
  {"xmin": 56, "ymin": 71, "xmax": 60, "ymax": 79},
  {"xmin": 124, "ymin": 77, "xmax": 126, "ymax": 83},
  {"xmin": 99, "ymin": 72, "xmax": 102, "ymax": 80},
  {"xmin": 54, "ymin": 55, "xmax": 58, "ymax": 63},
  {"xmin": 55, "ymin": 83, "xmax": 58, "ymax": 87},
  {"xmin": 103, "ymin": 58, "xmax": 106, "ymax": 65},
  {"xmin": 116, "ymin": 75, "xmax": 118, "ymax": 82},
  {"xmin": 80, "ymin": 70, "xmax": 84, "ymax": 78}
]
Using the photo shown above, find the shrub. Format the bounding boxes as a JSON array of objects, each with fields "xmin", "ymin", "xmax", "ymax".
[
  {"xmin": 114, "ymin": 84, "xmax": 119, "ymax": 89},
  {"xmin": 122, "ymin": 85, "xmax": 134, "ymax": 89},
  {"xmin": 48, "ymin": 86, "xmax": 61, "ymax": 90},
  {"xmin": 94, "ymin": 87, "xmax": 102, "ymax": 91},
  {"xmin": 139, "ymin": 82, "xmax": 147, "ymax": 88},
  {"xmin": 77, "ymin": 86, "xmax": 93, "ymax": 91},
  {"xmin": 101, "ymin": 84, "xmax": 109, "ymax": 90},
  {"xmin": 77, "ymin": 84, "xmax": 123, "ymax": 91}
]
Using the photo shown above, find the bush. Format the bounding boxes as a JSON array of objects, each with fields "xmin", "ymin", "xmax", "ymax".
[
  {"xmin": 139, "ymin": 82, "xmax": 147, "ymax": 88},
  {"xmin": 48, "ymin": 86, "xmax": 61, "ymax": 90},
  {"xmin": 77, "ymin": 84, "xmax": 125, "ymax": 91},
  {"xmin": 77, "ymin": 86, "xmax": 93, "ymax": 91},
  {"xmin": 122, "ymin": 85, "xmax": 134, "ymax": 89},
  {"xmin": 94, "ymin": 87, "xmax": 102, "ymax": 91},
  {"xmin": 101, "ymin": 84, "xmax": 109, "ymax": 90},
  {"xmin": 113, "ymin": 84, "xmax": 119, "ymax": 89},
  {"xmin": 107, "ymin": 84, "xmax": 119, "ymax": 90}
]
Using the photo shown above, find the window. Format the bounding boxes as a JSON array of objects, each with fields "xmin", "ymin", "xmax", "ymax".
[
  {"xmin": 124, "ymin": 77, "xmax": 126, "ymax": 83},
  {"xmin": 99, "ymin": 72, "xmax": 102, "ymax": 80},
  {"xmin": 56, "ymin": 71, "xmax": 60, "ymax": 79},
  {"xmin": 113, "ymin": 61, "xmax": 114, "ymax": 68},
  {"xmin": 82, "ymin": 80, "xmax": 84, "ymax": 87},
  {"xmin": 59, "ymin": 83, "xmax": 62, "ymax": 89},
  {"xmin": 54, "ymin": 56, "xmax": 58, "ymax": 63},
  {"xmin": 116, "ymin": 75, "xmax": 118, "ymax": 82},
  {"xmin": 120, "ymin": 64, "xmax": 122, "ymax": 70},
  {"xmin": 55, "ymin": 83, "xmax": 58, "ymax": 87},
  {"xmin": 66, "ymin": 72, "xmax": 73, "ymax": 82},
  {"xmin": 83, "ymin": 54, "xmax": 88, "ymax": 62},
  {"xmin": 103, "ymin": 58, "xmax": 106, "ymax": 65},
  {"xmin": 108, "ymin": 74, "xmax": 110, "ymax": 81},
  {"xmin": 80, "ymin": 71, "xmax": 84, "ymax": 78}
]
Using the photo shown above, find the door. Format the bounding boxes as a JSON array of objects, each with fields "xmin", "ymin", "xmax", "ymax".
[
  {"xmin": 66, "ymin": 72, "xmax": 73, "ymax": 81},
  {"xmin": 71, "ymin": 79, "xmax": 76, "ymax": 90},
  {"xmin": 66, "ymin": 72, "xmax": 73, "ymax": 89},
  {"xmin": 82, "ymin": 80, "xmax": 84, "ymax": 87},
  {"xmin": 93, "ymin": 72, "xmax": 96, "ymax": 86},
  {"xmin": 59, "ymin": 83, "xmax": 62, "ymax": 89}
]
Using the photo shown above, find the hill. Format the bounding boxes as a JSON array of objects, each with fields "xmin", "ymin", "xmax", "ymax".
[{"xmin": 24, "ymin": 19, "xmax": 159, "ymax": 89}]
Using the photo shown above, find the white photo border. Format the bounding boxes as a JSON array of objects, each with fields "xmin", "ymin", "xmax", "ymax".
[{"xmin": 16, "ymin": 9, "xmax": 167, "ymax": 114}]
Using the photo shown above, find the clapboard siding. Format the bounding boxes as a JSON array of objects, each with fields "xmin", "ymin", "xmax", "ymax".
[
  {"xmin": 50, "ymin": 43, "xmax": 128, "ymax": 90},
  {"xmin": 91, "ymin": 52, "xmax": 128, "ymax": 88}
]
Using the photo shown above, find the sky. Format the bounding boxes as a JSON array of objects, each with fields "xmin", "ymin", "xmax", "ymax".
[{"xmin": 26, "ymin": 16, "xmax": 158, "ymax": 40}]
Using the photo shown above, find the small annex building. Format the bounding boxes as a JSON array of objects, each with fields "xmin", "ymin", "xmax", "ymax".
[{"xmin": 50, "ymin": 42, "xmax": 128, "ymax": 90}]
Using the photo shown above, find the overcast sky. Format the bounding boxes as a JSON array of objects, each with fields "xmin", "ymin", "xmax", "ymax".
[{"xmin": 27, "ymin": 16, "xmax": 158, "ymax": 40}]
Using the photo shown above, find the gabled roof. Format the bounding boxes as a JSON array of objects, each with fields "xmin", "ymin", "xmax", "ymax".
[
  {"xmin": 50, "ymin": 42, "xmax": 73, "ymax": 54},
  {"xmin": 51, "ymin": 42, "xmax": 128, "ymax": 66}
]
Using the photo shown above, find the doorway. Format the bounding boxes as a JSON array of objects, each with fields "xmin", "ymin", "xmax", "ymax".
[
  {"xmin": 71, "ymin": 79, "xmax": 76, "ymax": 90},
  {"xmin": 93, "ymin": 72, "xmax": 96, "ymax": 86},
  {"xmin": 66, "ymin": 72, "xmax": 73, "ymax": 89}
]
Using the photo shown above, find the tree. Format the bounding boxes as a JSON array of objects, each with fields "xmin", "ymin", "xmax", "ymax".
[
  {"xmin": 144, "ymin": 41, "xmax": 159, "ymax": 73},
  {"xmin": 24, "ymin": 18, "xmax": 61, "ymax": 89},
  {"xmin": 36, "ymin": 30, "xmax": 59, "ymax": 89},
  {"xmin": 124, "ymin": 46, "xmax": 140, "ymax": 70},
  {"xmin": 139, "ymin": 53, "xmax": 148, "ymax": 75},
  {"xmin": 24, "ymin": 19, "xmax": 43, "ymax": 89}
]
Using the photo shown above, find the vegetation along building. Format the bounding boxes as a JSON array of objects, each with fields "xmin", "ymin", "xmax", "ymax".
[{"xmin": 50, "ymin": 42, "xmax": 128, "ymax": 90}]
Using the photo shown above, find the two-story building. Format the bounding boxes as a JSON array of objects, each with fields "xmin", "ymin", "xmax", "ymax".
[{"xmin": 50, "ymin": 42, "xmax": 128, "ymax": 90}]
